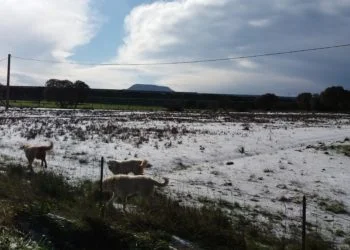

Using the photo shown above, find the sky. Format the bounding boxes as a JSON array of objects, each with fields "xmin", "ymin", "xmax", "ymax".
[{"xmin": 0, "ymin": 0, "xmax": 349, "ymax": 96}]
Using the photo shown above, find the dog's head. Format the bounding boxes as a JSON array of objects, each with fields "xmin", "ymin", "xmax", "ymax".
[
  {"xmin": 107, "ymin": 160, "xmax": 114, "ymax": 168},
  {"xmin": 19, "ymin": 144, "xmax": 29, "ymax": 150},
  {"xmin": 140, "ymin": 160, "xmax": 152, "ymax": 169},
  {"xmin": 107, "ymin": 160, "xmax": 119, "ymax": 171}
]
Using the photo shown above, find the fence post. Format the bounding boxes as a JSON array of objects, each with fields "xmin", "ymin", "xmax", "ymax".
[
  {"xmin": 99, "ymin": 157, "xmax": 104, "ymax": 217},
  {"xmin": 100, "ymin": 157, "xmax": 104, "ymax": 194},
  {"xmin": 302, "ymin": 195, "xmax": 306, "ymax": 250}
]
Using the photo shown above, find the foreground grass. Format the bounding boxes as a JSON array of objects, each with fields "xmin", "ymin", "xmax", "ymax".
[
  {"xmin": 9, "ymin": 100, "xmax": 163, "ymax": 111},
  {"xmin": 0, "ymin": 164, "xmax": 333, "ymax": 249},
  {"xmin": 0, "ymin": 226, "xmax": 46, "ymax": 250},
  {"xmin": 331, "ymin": 143, "xmax": 350, "ymax": 157}
]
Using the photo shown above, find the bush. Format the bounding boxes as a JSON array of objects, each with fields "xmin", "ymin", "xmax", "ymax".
[
  {"xmin": 256, "ymin": 93, "xmax": 279, "ymax": 111},
  {"xmin": 297, "ymin": 92, "xmax": 312, "ymax": 110}
]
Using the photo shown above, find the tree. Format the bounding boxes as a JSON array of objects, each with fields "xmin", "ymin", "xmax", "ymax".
[
  {"xmin": 320, "ymin": 86, "xmax": 348, "ymax": 111},
  {"xmin": 45, "ymin": 79, "xmax": 90, "ymax": 108},
  {"xmin": 296, "ymin": 92, "xmax": 312, "ymax": 111},
  {"xmin": 310, "ymin": 94, "xmax": 322, "ymax": 111},
  {"xmin": 256, "ymin": 93, "xmax": 279, "ymax": 111},
  {"xmin": 44, "ymin": 79, "xmax": 73, "ymax": 108},
  {"xmin": 0, "ymin": 83, "xmax": 4, "ymax": 97},
  {"xmin": 219, "ymin": 96, "xmax": 233, "ymax": 111},
  {"xmin": 72, "ymin": 80, "xmax": 90, "ymax": 108},
  {"xmin": 0, "ymin": 83, "xmax": 5, "ymax": 106}
]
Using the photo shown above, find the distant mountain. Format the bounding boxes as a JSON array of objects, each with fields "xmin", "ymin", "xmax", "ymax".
[{"xmin": 127, "ymin": 84, "xmax": 174, "ymax": 92}]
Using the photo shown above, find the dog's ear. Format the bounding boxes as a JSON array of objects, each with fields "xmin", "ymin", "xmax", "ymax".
[
  {"xmin": 141, "ymin": 160, "xmax": 152, "ymax": 168},
  {"xmin": 140, "ymin": 160, "xmax": 146, "ymax": 168}
]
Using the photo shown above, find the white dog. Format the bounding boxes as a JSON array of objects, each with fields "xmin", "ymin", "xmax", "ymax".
[
  {"xmin": 20, "ymin": 141, "xmax": 53, "ymax": 172},
  {"xmin": 107, "ymin": 159, "xmax": 151, "ymax": 175},
  {"xmin": 102, "ymin": 174, "xmax": 169, "ymax": 212}
]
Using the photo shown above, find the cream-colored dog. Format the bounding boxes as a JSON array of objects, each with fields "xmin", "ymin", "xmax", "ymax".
[
  {"xmin": 107, "ymin": 159, "xmax": 151, "ymax": 175},
  {"xmin": 20, "ymin": 141, "xmax": 53, "ymax": 172},
  {"xmin": 102, "ymin": 174, "xmax": 169, "ymax": 212}
]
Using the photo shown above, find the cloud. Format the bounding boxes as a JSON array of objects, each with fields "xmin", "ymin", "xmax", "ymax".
[
  {"xmin": 114, "ymin": 0, "xmax": 350, "ymax": 95},
  {"xmin": 0, "ymin": 0, "xmax": 109, "ymax": 86},
  {"xmin": 248, "ymin": 19, "xmax": 271, "ymax": 27},
  {"xmin": 0, "ymin": 0, "xmax": 101, "ymax": 60},
  {"xmin": 0, "ymin": 0, "xmax": 349, "ymax": 95}
]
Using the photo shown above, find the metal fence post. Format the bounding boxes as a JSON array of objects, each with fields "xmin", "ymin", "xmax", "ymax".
[
  {"xmin": 99, "ymin": 157, "xmax": 104, "ymax": 217},
  {"xmin": 100, "ymin": 156, "xmax": 104, "ymax": 195},
  {"xmin": 302, "ymin": 195, "xmax": 306, "ymax": 250}
]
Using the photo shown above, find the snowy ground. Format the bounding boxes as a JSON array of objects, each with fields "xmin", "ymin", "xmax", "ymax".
[{"xmin": 1, "ymin": 108, "xmax": 350, "ymax": 243}]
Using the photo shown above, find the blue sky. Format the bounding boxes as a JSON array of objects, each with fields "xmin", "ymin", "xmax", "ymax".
[
  {"xmin": 70, "ymin": 0, "xmax": 146, "ymax": 63},
  {"xmin": 0, "ymin": 0, "xmax": 349, "ymax": 95}
]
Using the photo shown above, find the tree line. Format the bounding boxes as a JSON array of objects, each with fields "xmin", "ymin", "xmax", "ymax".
[
  {"xmin": 255, "ymin": 86, "xmax": 350, "ymax": 112},
  {"xmin": 296, "ymin": 86, "xmax": 350, "ymax": 111},
  {"xmin": 1, "ymin": 79, "xmax": 349, "ymax": 112}
]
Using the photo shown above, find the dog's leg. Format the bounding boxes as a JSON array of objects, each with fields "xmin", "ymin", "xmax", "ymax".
[
  {"xmin": 44, "ymin": 158, "xmax": 47, "ymax": 169},
  {"xmin": 28, "ymin": 159, "xmax": 34, "ymax": 173},
  {"xmin": 104, "ymin": 192, "xmax": 115, "ymax": 218},
  {"xmin": 123, "ymin": 196, "xmax": 128, "ymax": 213},
  {"xmin": 106, "ymin": 192, "xmax": 115, "ymax": 208},
  {"xmin": 28, "ymin": 165, "xmax": 34, "ymax": 173}
]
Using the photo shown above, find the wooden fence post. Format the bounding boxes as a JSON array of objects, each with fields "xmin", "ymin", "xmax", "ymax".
[
  {"xmin": 302, "ymin": 195, "xmax": 306, "ymax": 250},
  {"xmin": 6, "ymin": 54, "xmax": 11, "ymax": 111}
]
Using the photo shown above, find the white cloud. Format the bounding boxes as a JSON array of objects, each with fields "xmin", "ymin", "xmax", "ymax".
[
  {"xmin": 0, "ymin": 0, "xmax": 107, "ymax": 86},
  {"xmin": 236, "ymin": 60, "xmax": 259, "ymax": 69},
  {"xmin": 248, "ymin": 19, "xmax": 271, "ymax": 27},
  {"xmin": 0, "ymin": 0, "xmax": 349, "ymax": 95},
  {"xmin": 0, "ymin": 0, "xmax": 100, "ymax": 60}
]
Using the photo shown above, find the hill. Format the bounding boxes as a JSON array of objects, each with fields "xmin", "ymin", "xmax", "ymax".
[{"xmin": 127, "ymin": 84, "xmax": 174, "ymax": 92}]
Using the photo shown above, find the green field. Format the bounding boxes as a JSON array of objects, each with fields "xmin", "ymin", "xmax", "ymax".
[{"xmin": 8, "ymin": 100, "xmax": 164, "ymax": 111}]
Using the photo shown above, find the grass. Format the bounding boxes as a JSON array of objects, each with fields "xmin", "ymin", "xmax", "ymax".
[
  {"xmin": 0, "ymin": 163, "xmax": 335, "ymax": 249},
  {"xmin": 9, "ymin": 100, "xmax": 164, "ymax": 111},
  {"xmin": 331, "ymin": 144, "xmax": 350, "ymax": 157},
  {"xmin": 0, "ymin": 165, "xmax": 168, "ymax": 249},
  {"xmin": 317, "ymin": 197, "xmax": 348, "ymax": 214},
  {"xmin": 238, "ymin": 146, "xmax": 245, "ymax": 154},
  {"xmin": 0, "ymin": 226, "xmax": 47, "ymax": 250},
  {"xmin": 316, "ymin": 142, "xmax": 350, "ymax": 157}
]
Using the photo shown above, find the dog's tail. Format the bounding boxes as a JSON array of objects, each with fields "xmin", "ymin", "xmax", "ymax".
[
  {"xmin": 43, "ymin": 141, "xmax": 53, "ymax": 151},
  {"xmin": 153, "ymin": 177, "xmax": 169, "ymax": 187}
]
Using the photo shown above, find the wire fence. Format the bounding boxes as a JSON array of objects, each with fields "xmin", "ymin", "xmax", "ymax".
[
  {"xmin": 0, "ymin": 126, "xmax": 348, "ymax": 250},
  {"xmin": 38, "ymin": 155, "xmax": 350, "ymax": 249}
]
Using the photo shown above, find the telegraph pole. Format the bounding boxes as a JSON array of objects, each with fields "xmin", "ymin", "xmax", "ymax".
[{"xmin": 6, "ymin": 54, "xmax": 11, "ymax": 110}]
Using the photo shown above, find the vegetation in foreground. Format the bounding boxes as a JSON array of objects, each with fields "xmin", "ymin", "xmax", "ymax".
[{"xmin": 0, "ymin": 163, "xmax": 334, "ymax": 249}]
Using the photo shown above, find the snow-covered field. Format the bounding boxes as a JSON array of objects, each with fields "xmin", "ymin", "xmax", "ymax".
[{"xmin": 1, "ymin": 108, "xmax": 350, "ymax": 242}]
